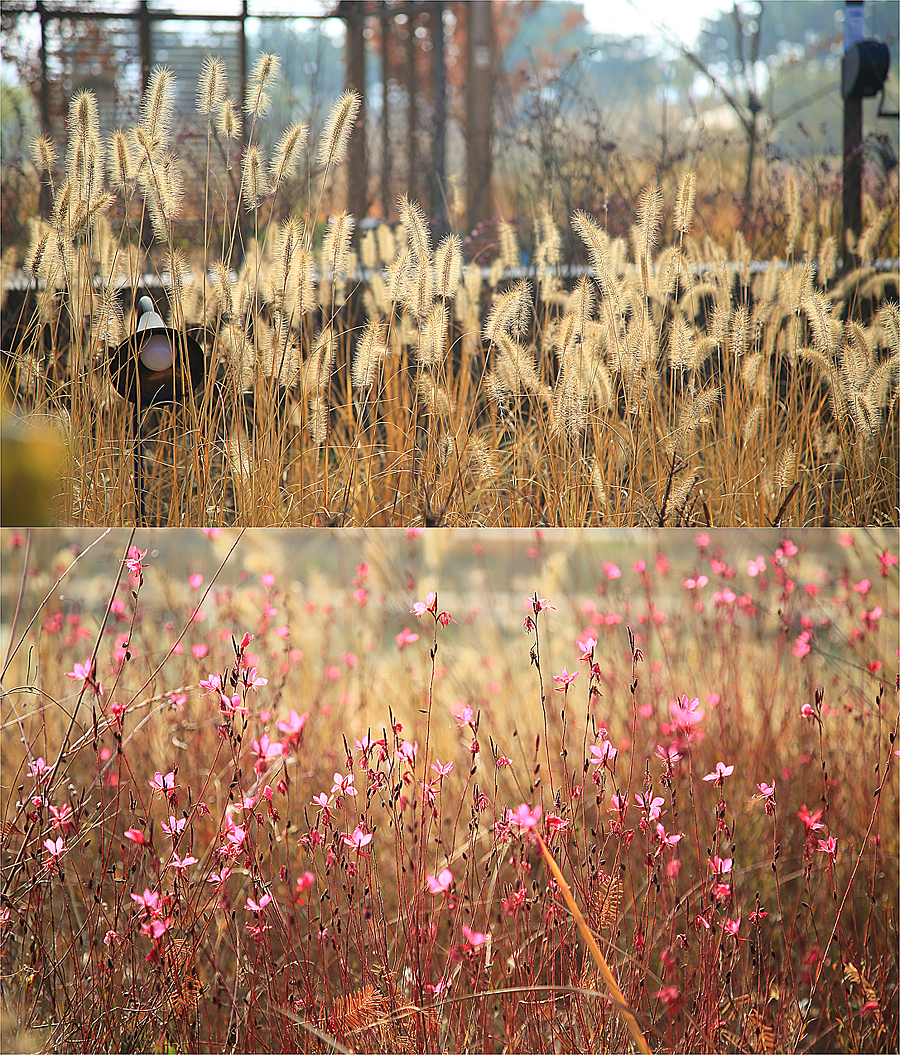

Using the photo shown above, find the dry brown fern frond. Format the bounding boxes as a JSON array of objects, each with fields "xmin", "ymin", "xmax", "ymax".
[
  {"xmin": 327, "ymin": 981, "xmax": 438, "ymax": 1054},
  {"xmin": 596, "ymin": 870, "xmax": 622, "ymax": 931}
]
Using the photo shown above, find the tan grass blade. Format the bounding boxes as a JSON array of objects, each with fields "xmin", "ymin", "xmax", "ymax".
[{"xmin": 535, "ymin": 833, "xmax": 650, "ymax": 1055}]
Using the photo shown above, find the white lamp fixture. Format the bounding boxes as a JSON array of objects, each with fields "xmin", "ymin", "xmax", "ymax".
[{"xmin": 136, "ymin": 296, "xmax": 174, "ymax": 372}]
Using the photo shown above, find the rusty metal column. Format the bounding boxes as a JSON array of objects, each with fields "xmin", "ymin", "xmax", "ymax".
[
  {"xmin": 842, "ymin": 0, "xmax": 865, "ymax": 269},
  {"xmin": 466, "ymin": 0, "xmax": 493, "ymax": 233},
  {"xmin": 380, "ymin": 2, "xmax": 392, "ymax": 219},
  {"xmin": 138, "ymin": 0, "xmax": 152, "ymax": 93},
  {"xmin": 431, "ymin": 1, "xmax": 446, "ymax": 235},
  {"xmin": 405, "ymin": 14, "xmax": 419, "ymax": 205},
  {"xmin": 36, "ymin": 1, "xmax": 52, "ymax": 217},
  {"xmin": 343, "ymin": 1, "xmax": 368, "ymax": 220},
  {"xmin": 239, "ymin": 0, "xmax": 248, "ymax": 150}
]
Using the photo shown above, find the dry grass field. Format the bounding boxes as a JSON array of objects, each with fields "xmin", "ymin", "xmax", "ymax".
[{"xmin": 1, "ymin": 59, "xmax": 897, "ymax": 528}]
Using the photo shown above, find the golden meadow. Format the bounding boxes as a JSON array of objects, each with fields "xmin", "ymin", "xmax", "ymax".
[{"xmin": 1, "ymin": 56, "xmax": 898, "ymax": 528}]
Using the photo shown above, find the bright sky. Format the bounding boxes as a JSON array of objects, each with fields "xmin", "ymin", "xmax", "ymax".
[{"xmin": 580, "ymin": 0, "xmax": 731, "ymax": 48}]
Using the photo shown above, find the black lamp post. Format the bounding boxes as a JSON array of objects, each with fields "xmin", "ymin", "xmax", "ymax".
[{"xmin": 109, "ymin": 296, "xmax": 207, "ymax": 525}]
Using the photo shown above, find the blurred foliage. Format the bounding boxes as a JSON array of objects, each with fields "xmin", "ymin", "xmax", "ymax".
[{"xmin": 0, "ymin": 399, "xmax": 65, "ymax": 526}]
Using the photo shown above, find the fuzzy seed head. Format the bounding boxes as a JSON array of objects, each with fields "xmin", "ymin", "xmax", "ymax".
[
  {"xmin": 269, "ymin": 121, "xmax": 308, "ymax": 186},
  {"xmin": 197, "ymin": 55, "xmax": 228, "ymax": 117},
  {"xmin": 32, "ymin": 135, "xmax": 57, "ymax": 174},
  {"xmin": 323, "ymin": 211, "xmax": 356, "ymax": 280},
  {"xmin": 435, "ymin": 234, "xmax": 462, "ymax": 299},
  {"xmin": 241, "ymin": 146, "xmax": 270, "ymax": 211},
  {"xmin": 140, "ymin": 66, "xmax": 174, "ymax": 146},
  {"xmin": 245, "ymin": 52, "xmax": 280, "ymax": 119},
  {"xmin": 352, "ymin": 317, "xmax": 388, "ymax": 390},
  {"xmin": 107, "ymin": 130, "xmax": 133, "ymax": 192},
  {"xmin": 674, "ymin": 171, "xmax": 696, "ymax": 236},
  {"xmin": 316, "ymin": 89, "xmax": 361, "ymax": 169}
]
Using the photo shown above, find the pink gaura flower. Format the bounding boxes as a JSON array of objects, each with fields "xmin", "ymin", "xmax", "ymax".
[
  {"xmin": 709, "ymin": 854, "xmax": 733, "ymax": 875},
  {"xmin": 277, "ymin": 709, "xmax": 308, "ymax": 742},
  {"xmin": 609, "ymin": 794, "xmax": 627, "ymax": 814},
  {"xmin": 130, "ymin": 888, "xmax": 160, "ymax": 911},
  {"xmin": 251, "ymin": 734, "xmax": 283, "ymax": 774},
  {"xmin": 552, "ymin": 667, "xmax": 578, "ymax": 690},
  {"xmin": 331, "ymin": 772, "xmax": 357, "ymax": 797},
  {"xmin": 246, "ymin": 893, "xmax": 272, "ymax": 913},
  {"xmin": 426, "ymin": 868, "xmax": 454, "ymax": 894},
  {"xmin": 27, "ymin": 757, "xmax": 52, "ymax": 782},
  {"xmin": 188, "ymin": 573, "xmax": 204, "ymax": 589},
  {"xmin": 430, "ymin": 758, "xmax": 453, "ymax": 778},
  {"xmin": 44, "ymin": 836, "xmax": 66, "ymax": 861},
  {"xmin": 396, "ymin": 627, "xmax": 419, "ymax": 650},
  {"xmin": 545, "ymin": 812, "xmax": 568, "ymax": 834},
  {"xmin": 219, "ymin": 691, "xmax": 247, "ymax": 716},
  {"xmin": 506, "ymin": 803, "xmax": 541, "ymax": 829},
  {"xmin": 65, "ymin": 657, "xmax": 93, "ymax": 681},
  {"xmin": 797, "ymin": 804, "xmax": 825, "ymax": 832},
  {"xmin": 791, "ymin": 631, "xmax": 812, "ymax": 658},
  {"xmin": 241, "ymin": 666, "xmax": 268, "ymax": 691},
  {"xmin": 462, "ymin": 924, "xmax": 490, "ymax": 948},
  {"xmin": 296, "ymin": 871, "xmax": 315, "ymax": 893},
  {"xmin": 635, "ymin": 793, "xmax": 665, "ymax": 820},
  {"xmin": 342, "ymin": 825, "xmax": 373, "ymax": 852},
  {"xmin": 682, "ymin": 575, "xmax": 708, "ymax": 590},
  {"xmin": 48, "ymin": 803, "xmax": 74, "ymax": 831},
  {"xmin": 654, "ymin": 744, "xmax": 682, "ymax": 765},
  {"xmin": 425, "ymin": 976, "xmax": 451, "ymax": 996},
  {"xmin": 756, "ymin": 781, "xmax": 776, "ymax": 800},
  {"xmin": 161, "ymin": 815, "xmax": 186, "ymax": 837},
  {"xmin": 654, "ymin": 985, "xmax": 682, "ymax": 1012},
  {"xmin": 747, "ymin": 556, "xmax": 767, "ymax": 577},
  {"xmin": 669, "ymin": 695, "xmax": 704, "ymax": 728},
  {"xmin": 602, "ymin": 561, "xmax": 621, "ymax": 580},
  {"xmin": 167, "ymin": 851, "xmax": 198, "ymax": 871},
  {"xmin": 503, "ymin": 888, "xmax": 527, "ymax": 914},
  {"xmin": 124, "ymin": 828, "xmax": 147, "ymax": 847},
  {"xmin": 453, "ymin": 703, "xmax": 474, "ymax": 728},
  {"xmin": 817, "ymin": 836, "xmax": 837, "ymax": 858},
  {"xmin": 411, "ymin": 592, "xmax": 437, "ymax": 617},
  {"xmin": 655, "ymin": 823, "xmax": 683, "ymax": 847},
  {"xmin": 576, "ymin": 632, "xmax": 597, "ymax": 659},
  {"xmin": 395, "ymin": 739, "xmax": 418, "ymax": 763},
  {"xmin": 148, "ymin": 771, "xmax": 176, "ymax": 794},
  {"xmin": 724, "ymin": 918, "xmax": 741, "ymax": 937},
  {"xmin": 702, "ymin": 761, "xmax": 734, "ymax": 783},
  {"xmin": 224, "ymin": 821, "xmax": 246, "ymax": 847},
  {"xmin": 124, "ymin": 546, "xmax": 148, "ymax": 581},
  {"xmin": 878, "ymin": 551, "xmax": 898, "ymax": 576},
  {"xmin": 200, "ymin": 671, "xmax": 222, "ymax": 693},
  {"xmin": 589, "ymin": 741, "xmax": 617, "ymax": 766},
  {"xmin": 496, "ymin": 755, "xmax": 513, "ymax": 767},
  {"xmin": 529, "ymin": 595, "xmax": 556, "ymax": 614}
]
